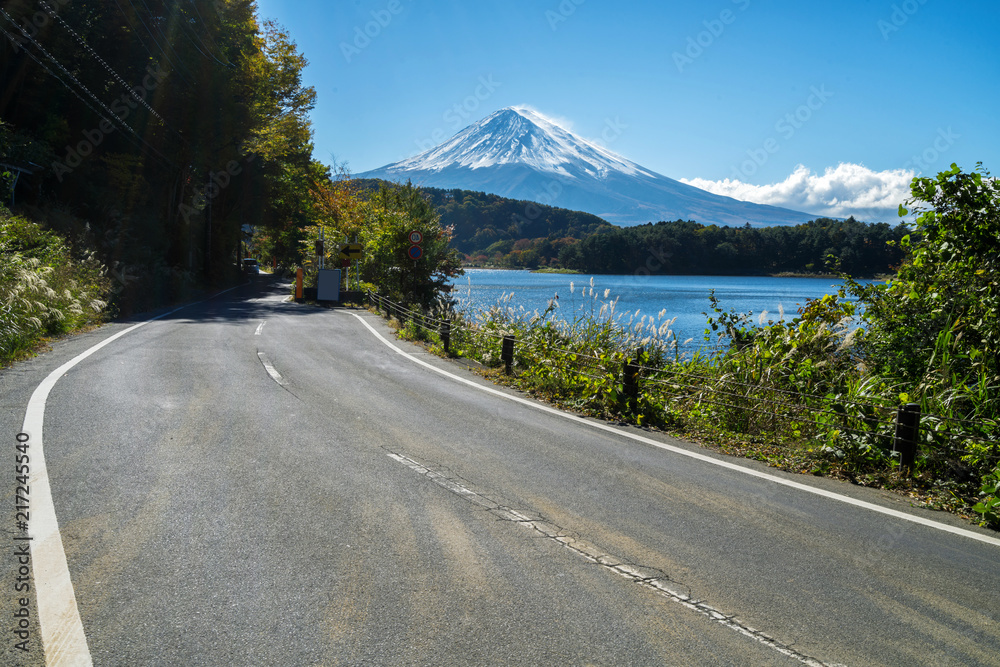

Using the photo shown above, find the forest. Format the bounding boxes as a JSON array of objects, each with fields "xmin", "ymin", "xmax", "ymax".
[
  {"xmin": 1, "ymin": 0, "xmax": 321, "ymax": 312},
  {"xmin": 409, "ymin": 183, "xmax": 909, "ymax": 276},
  {"xmin": 555, "ymin": 217, "xmax": 910, "ymax": 277},
  {"xmin": 421, "ymin": 185, "xmax": 611, "ymax": 257}
]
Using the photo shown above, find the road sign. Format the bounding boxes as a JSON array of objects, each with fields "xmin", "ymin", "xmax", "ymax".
[
  {"xmin": 408, "ymin": 230, "xmax": 423, "ymax": 245},
  {"xmin": 407, "ymin": 245, "xmax": 423, "ymax": 260},
  {"xmin": 339, "ymin": 243, "xmax": 363, "ymax": 260}
]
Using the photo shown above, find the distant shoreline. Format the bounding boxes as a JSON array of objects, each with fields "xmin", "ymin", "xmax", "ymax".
[{"xmin": 460, "ymin": 266, "xmax": 889, "ymax": 280}]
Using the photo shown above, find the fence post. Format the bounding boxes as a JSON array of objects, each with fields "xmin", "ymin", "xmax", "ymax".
[
  {"xmin": 893, "ymin": 402, "xmax": 920, "ymax": 474},
  {"xmin": 622, "ymin": 348, "xmax": 642, "ymax": 412},
  {"xmin": 501, "ymin": 335, "xmax": 515, "ymax": 375},
  {"xmin": 440, "ymin": 322, "xmax": 451, "ymax": 354}
]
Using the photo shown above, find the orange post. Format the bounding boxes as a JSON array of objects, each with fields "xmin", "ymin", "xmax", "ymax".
[{"xmin": 296, "ymin": 267, "xmax": 303, "ymax": 300}]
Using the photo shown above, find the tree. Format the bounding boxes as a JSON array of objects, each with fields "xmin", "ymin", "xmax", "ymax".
[
  {"xmin": 851, "ymin": 163, "xmax": 999, "ymax": 408},
  {"xmin": 1, "ymin": 0, "xmax": 323, "ymax": 299},
  {"xmin": 357, "ymin": 182, "xmax": 462, "ymax": 308}
]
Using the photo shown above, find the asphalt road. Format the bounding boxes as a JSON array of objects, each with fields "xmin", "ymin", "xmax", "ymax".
[{"xmin": 2, "ymin": 276, "xmax": 999, "ymax": 666}]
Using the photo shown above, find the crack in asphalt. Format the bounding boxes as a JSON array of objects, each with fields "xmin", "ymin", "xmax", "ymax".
[{"xmin": 386, "ymin": 448, "xmax": 842, "ymax": 667}]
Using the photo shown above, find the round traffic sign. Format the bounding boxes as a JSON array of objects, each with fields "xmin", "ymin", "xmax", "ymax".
[
  {"xmin": 408, "ymin": 230, "xmax": 423, "ymax": 245},
  {"xmin": 407, "ymin": 245, "xmax": 423, "ymax": 260}
]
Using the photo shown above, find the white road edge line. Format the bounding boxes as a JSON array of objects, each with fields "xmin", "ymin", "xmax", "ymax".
[
  {"xmin": 21, "ymin": 283, "xmax": 246, "ymax": 667},
  {"xmin": 349, "ymin": 312, "xmax": 1000, "ymax": 549}
]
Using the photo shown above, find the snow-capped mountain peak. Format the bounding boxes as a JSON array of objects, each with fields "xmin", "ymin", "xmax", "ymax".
[
  {"xmin": 358, "ymin": 106, "xmax": 821, "ymax": 227},
  {"xmin": 391, "ymin": 106, "xmax": 656, "ymax": 180}
]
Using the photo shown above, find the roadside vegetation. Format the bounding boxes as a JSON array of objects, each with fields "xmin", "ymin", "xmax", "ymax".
[
  {"xmin": 0, "ymin": 206, "xmax": 109, "ymax": 364},
  {"xmin": 2, "ymin": 1, "xmax": 334, "ymax": 360},
  {"xmin": 297, "ymin": 178, "xmax": 463, "ymax": 308},
  {"xmin": 374, "ymin": 164, "xmax": 1000, "ymax": 530},
  {"xmin": 2, "ymin": 1, "xmax": 322, "ymax": 311}
]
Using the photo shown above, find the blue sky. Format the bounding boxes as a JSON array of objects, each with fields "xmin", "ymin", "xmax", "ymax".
[{"xmin": 254, "ymin": 0, "xmax": 999, "ymax": 221}]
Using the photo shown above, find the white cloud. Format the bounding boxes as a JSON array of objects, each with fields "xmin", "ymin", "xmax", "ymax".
[{"xmin": 681, "ymin": 163, "xmax": 916, "ymax": 221}]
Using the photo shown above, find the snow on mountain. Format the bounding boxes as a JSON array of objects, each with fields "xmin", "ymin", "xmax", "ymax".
[
  {"xmin": 357, "ymin": 107, "xmax": 822, "ymax": 227},
  {"xmin": 392, "ymin": 107, "xmax": 655, "ymax": 179}
]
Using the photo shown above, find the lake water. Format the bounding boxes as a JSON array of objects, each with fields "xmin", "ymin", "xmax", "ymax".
[{"xmin": 448, "ymin": 269, "xmax": 872, "ymax": 348}]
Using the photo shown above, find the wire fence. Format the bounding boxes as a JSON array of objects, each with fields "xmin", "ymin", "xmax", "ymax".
[{"xmin": 366, "ymin": 290, "xmax": 1000, "ymax": 472}]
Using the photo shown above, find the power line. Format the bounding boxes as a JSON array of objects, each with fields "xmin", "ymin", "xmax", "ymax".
[
  {"xmin": 1, "ymin": 24, "xmax": 108, "ymax": 128},
  {"xmin": 133, "ymin": 0, "xmax": 204, "ymax": 83},
  {"xmin": 37, "ymin": 0, "xmax": 165, "ymax": 124},
  {"xmin": 36, "ymin": 0, "xmax": 191, "ymax": 147},
  {"xmin": 117, "ymin": 0, "xmax": 194, "ymax": 85},
  {"xmin": 187, "ymin": 0, "xmax": 234, "ymax": 67},
  {"xmin": 172, "ymin": 2, "xmax": 230, "ymax": 68},
  {"xmin": 0, "ymin": 10, "xmax": 179, "ymax": 171},
  {"xmin": 1, "ymin": 7, "xmax": 142, "ymax": 136}
]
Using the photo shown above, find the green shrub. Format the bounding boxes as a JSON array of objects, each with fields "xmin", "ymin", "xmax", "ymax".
[{"xmin": 1, "ymin": 208, "xmax": 110, "ymax": 363}]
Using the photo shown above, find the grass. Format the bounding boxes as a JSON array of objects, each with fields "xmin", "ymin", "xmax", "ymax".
[
  {"xmin": 1, "ymin": 207, "xmax": 110, "ymax": 365},
  {"xmin": 373, "ymin": 282, "xmax": 1000, "ymax": 530}
]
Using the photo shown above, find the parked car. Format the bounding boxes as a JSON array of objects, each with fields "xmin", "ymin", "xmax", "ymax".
[{"xmin": 242, "ymin": 258, "xmax": 259, "ymax": 275}]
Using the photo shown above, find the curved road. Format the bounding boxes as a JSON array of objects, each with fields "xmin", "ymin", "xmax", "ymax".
[{"xmin": 3, "ymin": 276, "xmax": 999, "ymax": 666}]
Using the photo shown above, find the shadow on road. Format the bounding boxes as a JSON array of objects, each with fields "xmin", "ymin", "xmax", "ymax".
[{"xmin": 115, "ymin": 274, "xmax": 339, "ymax": 327}]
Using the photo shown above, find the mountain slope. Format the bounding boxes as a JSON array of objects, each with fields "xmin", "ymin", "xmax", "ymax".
[{"xmin": 357, "ymin": 107, "xmax": 820, "ymax": 227}]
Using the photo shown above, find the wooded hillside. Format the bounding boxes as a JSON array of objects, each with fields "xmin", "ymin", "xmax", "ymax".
[{"xmin": 1, "ymin": 0, "xmax": 320, "ymax": 309}]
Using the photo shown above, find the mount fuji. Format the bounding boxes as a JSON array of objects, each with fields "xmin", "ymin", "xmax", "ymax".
[{"xmin": 357, "ymin": 106, "xmax": 820, "ymax": 227}]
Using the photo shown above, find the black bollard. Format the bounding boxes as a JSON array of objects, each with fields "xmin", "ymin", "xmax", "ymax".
[
  {"xmin": 501, "ymin": 335, "xmax": 515, "ymax": 375},
  {"xmin": 893, "ymin": 403, "xmax": 920, "ymax": 474}
]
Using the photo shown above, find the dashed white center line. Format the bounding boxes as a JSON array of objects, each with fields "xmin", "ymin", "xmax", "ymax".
[
  {"xmin": 254, "ymin": 320, "xmax": 266, "ymax": 335},
  {"xmin": 350, "ymin": 311, "xmax": 1000, "ymax": 550},
  {"xmin": 257, "ymin": 351, "xmax": 286, "ymax": 385},
  {"xmin": 387, "ymin": 450, "xmax": 838, "ymax": 667}
]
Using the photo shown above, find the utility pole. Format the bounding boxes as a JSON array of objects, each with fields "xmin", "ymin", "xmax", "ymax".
[
  {"xmin": 319, "ymin": 227, "xmax": 325, "ymax": 270},
  {"xmin": 206, "ymin": 171, "xmax": 212, "ymax": 280}
]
